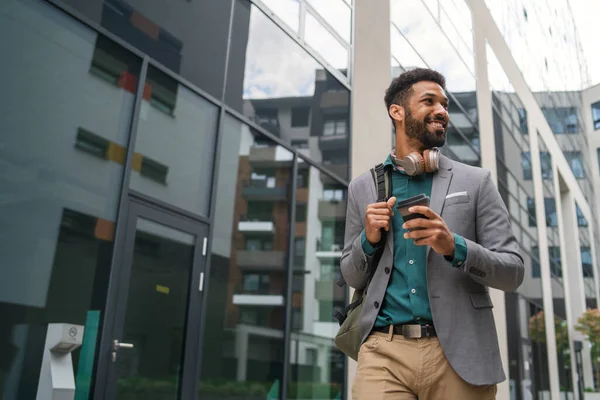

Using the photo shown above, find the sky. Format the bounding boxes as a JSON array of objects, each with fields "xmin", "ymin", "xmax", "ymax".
[{"xmin": 569, "ymin": 0, "xmax": 600, "ymax": 87}]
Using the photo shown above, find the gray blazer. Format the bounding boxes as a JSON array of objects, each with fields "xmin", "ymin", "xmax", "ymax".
[{"xmin": 340, "ymin": 154, "xmax": 524, "ymax": 386}]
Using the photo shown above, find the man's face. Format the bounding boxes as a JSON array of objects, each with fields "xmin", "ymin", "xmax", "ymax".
[{"xmin": 403, "ymin": 81, "xmax": 449, "ymax": 149}]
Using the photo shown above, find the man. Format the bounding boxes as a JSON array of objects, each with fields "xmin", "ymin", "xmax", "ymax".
[{"xmin": 340, "ymin": 68, "xmax": 524, "ymax": 399}]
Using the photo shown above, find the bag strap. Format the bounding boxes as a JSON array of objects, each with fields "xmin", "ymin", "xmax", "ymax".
[
  {"xmin": 364, "ymin": 163, "xmax": 390, "ymax": 283},
  {"xmin": 333, "ymin": 164, "xmax": 392, "ymax": 323},
  {"xmin": 371, "ymin": 163, "xmax": 391, "ymax": 203}
]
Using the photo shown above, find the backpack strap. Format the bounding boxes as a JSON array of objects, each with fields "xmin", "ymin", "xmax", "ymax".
[
  {"xmin": 336, "ymin": 163, "xmax": 391, "ymax": 291},
  {"xmin": 333, "ymin": 164, "xmax": 392, "ymax": 324},
  {"xmin": 370, "ymin": 163, "xmax": 391, "ymax": 202}
]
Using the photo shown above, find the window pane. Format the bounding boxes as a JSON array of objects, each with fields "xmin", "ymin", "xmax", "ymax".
[
  {"xmin": 592, "ymin": 101, "xmax": 600, "ymax": 130},
  {"xmin": 391, "ymin": 0, "xmax": 476, "ymax": 94},
  {"xmin": 129, "ymin": 65, "xmax": 219, "ymax": 218},
  {"xmin": 564, "ymin": 151, "xmax": 585, "ymax": 179},
  {"xmin": 62, "ymin": 0, "xmax": 232, "ymax": 100},
  {"xmin": 305, "ymin": 12, "xmax": 349, "ymax": 74},
  {"xmin": 306, "ymin": 0, "xmax": 352, "ymax": 43},
  {"xmin": 1, "ymin": 2, "xmax": 139, "ymax": 396},
  {"xmin": 261, "ymin": 0, "xmax": 300, "ymax": 32},
  {"xmin": 289, "ymin": 166, "xmax": 346, "ymax": 399},
  {"xmin": 291, "ymin": 106, "xmax": 310, "ymax": 127},
  {"xmin": 200, "ymin": 114, "xmax": 292, "ymax": 397},
  {"xmin": 226, "ymin": 1, "xmax": 350, "ymax": 180}
]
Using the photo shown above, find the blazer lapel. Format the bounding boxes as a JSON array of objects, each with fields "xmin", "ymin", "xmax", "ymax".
[{"xmin": 427, "ymin": 155, "xmax": 453, "ymax": 259}]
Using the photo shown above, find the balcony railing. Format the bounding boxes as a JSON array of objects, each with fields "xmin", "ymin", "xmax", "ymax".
[
  {"xmin": 242, "ymin": 179, "xmax": 288, "ymax": 201},
  {"xmin": 318, "ymin": 133, "xmax": 348, "ymax": 152},
  {"xmin": 254, "ymin": 116, "xmax": 280, "ymax": 136},
  {"xmin": 317, "ymin": 238, "xmax": 344, "ymax": 252},
  {"xmin": 318, "ymin": 200, "xmax": 347, "ymax": 220},
  {"xmin": 237, "ymin": 250, "xmax": 286, "ymax": 270},
  {"xmin": 238, "ymin": 214, "xmax": 275, "ymax": 234}
]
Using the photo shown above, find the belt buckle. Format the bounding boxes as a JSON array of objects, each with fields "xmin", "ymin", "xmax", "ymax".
[{"xmin": 402, "ymin": 324, "xmax": 422, "ymax": 339}]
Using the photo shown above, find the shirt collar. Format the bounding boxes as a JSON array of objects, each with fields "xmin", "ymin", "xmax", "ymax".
[
  {"xmin": 384, "ymin": 153, "xmax": 407, "ymax": 174},
  {"xmin": 383, "ymin": 154, "xmax": 395, "ymax": 168}
]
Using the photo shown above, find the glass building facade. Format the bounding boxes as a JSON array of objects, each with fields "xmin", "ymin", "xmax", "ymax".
[
  {"xmin": 2, "ymin": 0, "xmax": 600, "ymax": 399},
  {"xmin": 1, "ymin": 0, "xmax": 351, "ymax": 398}
]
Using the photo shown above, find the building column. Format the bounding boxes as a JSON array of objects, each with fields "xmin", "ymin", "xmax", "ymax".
[
  {"xmin": 558, "ymin": 182, "xmax": 594, "ymax": 393},
  {"xmin": 470, "ymin": 4, "xmax": 510, "ymax": 399},
  {"xmin": 235, "ymin": 328, "xmax": 249, "ymax": 381},
  {"xmin": 349, "ymin": 0, "xmax": 391, "ymax": 398},
  {"xmin": 318, "ymin": 344, "xmax": 331, "ymax": 384}
]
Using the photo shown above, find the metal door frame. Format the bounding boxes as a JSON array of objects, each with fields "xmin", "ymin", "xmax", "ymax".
[{"xmin": 99, "ymin": 195, "xmax": 209, "ymax": 399}]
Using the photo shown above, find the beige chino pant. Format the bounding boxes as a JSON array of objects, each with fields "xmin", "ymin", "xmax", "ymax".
[{"xmin": 352, "ymin": 330, "xmax": 497, "ymax": 399}]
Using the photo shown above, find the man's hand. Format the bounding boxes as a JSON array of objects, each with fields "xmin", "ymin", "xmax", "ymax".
[
  {"xmin": 402, "ymin": 206, "xmax": 455, "ymax": 257},
  {"xmin": 365, "ymin": 197, "xmax": 397, "ymax": 245}
]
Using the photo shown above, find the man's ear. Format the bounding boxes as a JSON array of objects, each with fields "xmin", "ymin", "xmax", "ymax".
[{"xmin": 389, "ymin": 104, "xmax": 405, "ymax": 124}]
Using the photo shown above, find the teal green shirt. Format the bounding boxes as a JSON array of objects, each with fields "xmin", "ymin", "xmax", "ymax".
[{"xmin": 361, "ymin": 155, "xmax": 467, "ymax": 327}]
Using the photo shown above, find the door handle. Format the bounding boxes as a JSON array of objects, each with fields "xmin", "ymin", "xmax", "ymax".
[
  {"xmin": 113, "ymin": 340, "xmax": 134, "ymax": 350},
  {"xmin": 112, "ymin": 340, "xmax": 134, "ymax": 363}
]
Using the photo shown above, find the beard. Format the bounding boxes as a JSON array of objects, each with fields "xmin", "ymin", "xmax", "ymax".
[{"xmin": 404, "ymin": 108, "xmax": 447, "ymax": 149}]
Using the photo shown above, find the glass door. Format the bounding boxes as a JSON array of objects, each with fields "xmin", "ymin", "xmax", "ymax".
[{"xmin": 105, "ymin": 198, "xmax": 208, "ymax": 399}]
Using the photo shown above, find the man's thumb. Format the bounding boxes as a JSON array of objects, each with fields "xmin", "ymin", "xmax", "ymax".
[{"xmin": 387, "ymin": 196, "xmax": 397, "ymax": 208}]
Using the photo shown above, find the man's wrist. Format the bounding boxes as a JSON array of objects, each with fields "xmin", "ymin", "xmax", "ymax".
[
  {"xmin": 361, "ymin": 230, "xmax": 378, "ymax": 256},
  {"xmin": 445, "ymin": 233, "xmax": 467, "ymax": 267}
]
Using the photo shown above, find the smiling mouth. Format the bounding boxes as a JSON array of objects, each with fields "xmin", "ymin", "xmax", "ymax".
[{"xmin": 428, "ymin": 121, "xmax": 446, "ymax": 130}]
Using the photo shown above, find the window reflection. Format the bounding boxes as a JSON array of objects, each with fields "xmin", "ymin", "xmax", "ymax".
[
  {"xmin": 1, "ymin": 1, "xmax": 139, "ymax": 396},
  {"xmin": 200, "ymin": 114, "xmax": 292, "ymax": 398},
  {"xmin": 305, "ymin": 12, "xmax": 349, "ymax": 73},
  {"xmin": 260, "ymin": 0, "xmax": 300, "ymax": 32},
  {"xmin": 391, "ymin": 0, "xmax": 476, "ymax": 93},
  {"xmin": 592, "ymin": 101, "xmax": 600, "ymax": 130},
  {"xmin": 306, "ymin": 0, "xmax": 352, "ymax": 43},
  {"xmin": 290, "ymin": 164, "xmax": 346, "ymax": 399},
  {"xmin": 391, "ymin": 2, "xmax": 480, "ymax": 166},
  {"xmin": 227, "ymin": 1, "xmax": 350, "ymax": 180},
  {"xmin": 62, "ymin": 0, "xmax": 233, "ymax": 99},
  {"xmin": 129, "ymin": 65, "xmax": 219, "ymax": 217},
  {"xmin": 576, "ymin": 204, "xmax": 596, "ymax": 311}
]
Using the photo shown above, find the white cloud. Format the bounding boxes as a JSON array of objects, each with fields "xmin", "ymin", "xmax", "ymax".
[{"xmin": 243, "ymin": 6, "xmax": 319, "ymax": 99}]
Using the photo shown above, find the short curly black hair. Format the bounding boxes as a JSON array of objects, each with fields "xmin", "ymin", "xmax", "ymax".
[{"xmin": 384, "ymin": 68, "xmax": 446, "ymax": 116}]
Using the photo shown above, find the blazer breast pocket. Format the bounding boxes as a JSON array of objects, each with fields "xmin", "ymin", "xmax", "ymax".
[
  {"xmin": 470, "ymin": 292, "xmax": 494, "ymax": 309},
  {"xmin": 445, "ymin": 192, "xmax": 470, "ymax": 206}
]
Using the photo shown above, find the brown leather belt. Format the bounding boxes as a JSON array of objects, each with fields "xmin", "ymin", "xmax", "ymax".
[{"xmin": 372, "ymin": 324, "xmax": 437, "ymax": 338}]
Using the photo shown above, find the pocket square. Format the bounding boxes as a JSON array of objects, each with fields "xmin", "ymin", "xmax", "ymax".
[{"xmin": 446, "ymin": 191, "xmax": 468, "ymax": 199}]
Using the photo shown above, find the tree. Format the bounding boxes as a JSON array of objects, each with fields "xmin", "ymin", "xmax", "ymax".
[{"xmin": 575, "ymin": 308, "xmax": 600, "ymax": 389}]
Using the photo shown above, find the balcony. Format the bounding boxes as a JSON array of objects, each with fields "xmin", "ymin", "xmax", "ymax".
[
  {"xmin": 241, "ymin": 179, "xmax": 288, "ymax": 201},
  {"xmin": 248, "ymin": 146, "xmax": 294, "ymax": 167},
  {"xmin": 232, "ymin": 284, "xmax": 285, "ymax": 307},
  {"xmin": 315, "ymin": 240, "xmax": 343, "ymax": 259},
  {"xmin": 319, "ymin": 164, "xmax": 348, "ymax": 184},
  {"xmin": 237, "ymin": 250, "xmax": 286, "ymax": 271},
  {"xmin": 318, "ymin": 133, "xmax": 348, "ymax": 152},
  {"xmin": 254, "ymin": 116, "xmax": 281, "ymax": 137},
  {"xmin": 238, "ymin": 216, "xmax": 275, "ymax": 234},
  {"xmin": 319, "ymin": 91, "xmax": 349, "ymax": 109},
  {"xmin": 318, "ymin": 200, "xmax": 347, "ymax": 221},
  {"xmin": 315, "ymin": 280, "xmax": 345, "ymax": 302}
]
